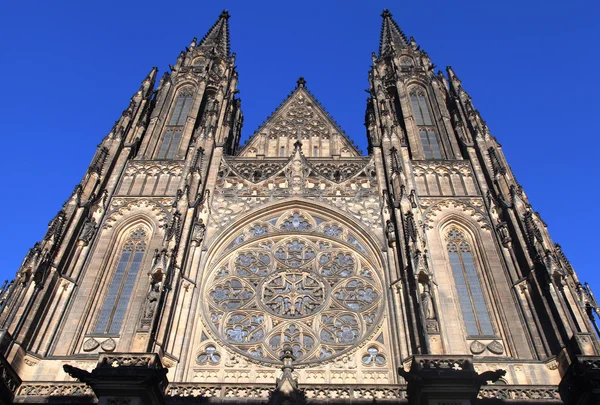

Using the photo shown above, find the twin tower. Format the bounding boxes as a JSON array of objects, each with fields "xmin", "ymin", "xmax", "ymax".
[{"xmin": 0, "ymin": 10, "xmax": 598, "ymax": 405}]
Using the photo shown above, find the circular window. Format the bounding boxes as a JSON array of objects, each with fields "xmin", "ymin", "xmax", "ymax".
[{"xmin": 201, "ymin": 232, "xmax": 383, "ymax": 365}]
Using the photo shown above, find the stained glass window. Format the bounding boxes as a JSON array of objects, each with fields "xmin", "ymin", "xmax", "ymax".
[
  {"xmin": 157, "ymin": 89, "xmax": 193, "ymax": 159},
  {"xmin": 94, "ymin": 228, "xmax": 146, "ymax": 334},
  {"xmin": 410, "ymin": 90, "xmax": 443, "ymax": 159},
  {"xmin": 447, "ymin": 229, "xmax": 494, "ymax": 336}
]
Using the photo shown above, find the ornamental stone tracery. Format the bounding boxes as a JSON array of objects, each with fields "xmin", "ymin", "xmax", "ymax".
[{"xmin": 201, "ymin": 211, "xmax": 384, "ymax": 366}]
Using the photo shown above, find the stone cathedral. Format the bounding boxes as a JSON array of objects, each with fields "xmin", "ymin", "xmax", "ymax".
[{"xmin": 1, "ymin": 9, "xmax": 599, "ymax": 405}]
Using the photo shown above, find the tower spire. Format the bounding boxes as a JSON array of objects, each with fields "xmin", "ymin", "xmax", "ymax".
[
  {"xmin": 198, "ymin": 10, "xmax": 231, "ymax": 57},
  {"xmin": 379, "ymin": 9, "xmax": 409, "ymax": 56}
]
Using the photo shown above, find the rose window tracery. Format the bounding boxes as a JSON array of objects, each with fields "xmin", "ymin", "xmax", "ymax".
[{"xmin": 202, "ymin": 211, "xmax": 384, "ymax": 365}]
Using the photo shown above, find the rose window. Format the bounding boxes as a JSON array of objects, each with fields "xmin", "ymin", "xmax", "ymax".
[{"xmin": 202, "ymin": 219, "xmax": 384, "ymax": 365}]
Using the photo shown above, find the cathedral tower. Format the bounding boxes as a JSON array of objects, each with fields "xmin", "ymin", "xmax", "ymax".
[{"xmin": 0, "ymin": 10, "xmax": 598, "ymax": 405}]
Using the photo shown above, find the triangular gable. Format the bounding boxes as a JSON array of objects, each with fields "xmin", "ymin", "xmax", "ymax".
[{"xmin": 238, "ymin": 79, "xmax": 361, "ymax": 158}]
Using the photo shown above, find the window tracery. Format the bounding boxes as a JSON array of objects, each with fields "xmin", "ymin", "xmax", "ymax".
[
  {"xmin": 202, "ymin": 210, "xmax": 383, "ymax": 365},
  {"xmin": 409, "ymin": 88, "xmax": 443, "ymax": 159},
  {"xmin": 446, "ymin": 228, "xmax": 494, "ymax": 336},
  {"xmin": 94, "ymin": 228, "xmax": 147, "ymax": 335},
  {"xmin": 157, "ymin": 88, "xmax": 194, "ymax": 159}
]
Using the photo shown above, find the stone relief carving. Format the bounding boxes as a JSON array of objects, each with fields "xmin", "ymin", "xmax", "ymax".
[
  {"xmin": 103, "ymin": 198, "xmax": 173, "ymax": 229},
  {"xmin": 124, "ymin": 160, "xmax": 184, "ymax": 176},
  {"xmin": 210, "ymin": 152, "xmax": 382, "ymax": 235},
  {"xmin": 420, "ymin": 198, "xmax": 490, "ymax": 230}
]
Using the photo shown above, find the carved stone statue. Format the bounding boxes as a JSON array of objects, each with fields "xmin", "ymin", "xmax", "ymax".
[
  {"xmin": 78, "ymin": 217, "xmax": 96, "ymax": 245},
  {"xmin": 143, "ymin": 282, "xmax": 161, "ymax": 319},
  {"xmin": 420, "ymin": 282, "xmax": 435, "ymax": 320},
  {"xmin": 191, "ymin": 219, "xmax": 206, "ymax": 245},
  {"xmin": 386, "ymin": 220, "xmax": 396, "ymax": 247}
]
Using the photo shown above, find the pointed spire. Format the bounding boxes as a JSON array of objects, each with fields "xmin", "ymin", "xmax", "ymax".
[
  {"xmin": 198, "ymin": 10, "xmax": 231, "ymax": 57},
  {"xmin": 379, "ymin": 9, "xmax": 409, "ymax": 56}
]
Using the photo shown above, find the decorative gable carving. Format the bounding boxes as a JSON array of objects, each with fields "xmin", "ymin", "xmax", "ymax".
[{"xmin": 238, "ymin": 80, "xmax": 361, "ymax": 158}]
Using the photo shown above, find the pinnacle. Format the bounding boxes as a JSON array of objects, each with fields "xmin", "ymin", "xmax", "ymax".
[
  {"xmin": 198, "ymin": 10, "xmax": 231, "ymax": 57},
  {"xmin": 379, "ymin": 8, "xmax": 409, "ymax": 56},
  {"xmin": 296, "ymin": 77, "xmax": 306, "ymax": 88}
]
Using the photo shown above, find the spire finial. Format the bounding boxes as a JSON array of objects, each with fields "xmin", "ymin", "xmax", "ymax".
[
  {"xmin": 381, "ymin": 9, "xmax": 392, "ymax": 18},
  {"xmin": 220, "ymin": 10, "xmax": 230, "ymax": 20},
  {"xmin": 296, "ymin": 77, "xmax": 306, "ymax": 88}
]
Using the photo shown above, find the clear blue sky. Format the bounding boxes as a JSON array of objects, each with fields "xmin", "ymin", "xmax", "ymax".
[{"xmin": 1, "ymin": 1, "xmax": 598, "ymax": 290}]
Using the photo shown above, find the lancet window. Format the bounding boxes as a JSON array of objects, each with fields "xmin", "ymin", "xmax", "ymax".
[
  {"xmin": 157, "ymin": 88, "xmax": 194, "ymax": 159},
  {"xmin": 94, "ymin": 228, "xmax": 147, "ymax": 334},
  {"xmin": 410, "ymin": 89, "xmax": 443, "ymax": 159},
  {"xmin": 446, "ymin": 229, "xmax": 494, "ymax": 336}
]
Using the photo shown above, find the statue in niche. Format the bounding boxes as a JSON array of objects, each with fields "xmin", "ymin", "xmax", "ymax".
[
  {"xmin": 191, "ymin": 219, "xmax": 206, "ymax": 245},
  {"xmin": 385, "ymin": 220, "xmax": 396, "ymax": 247},
  {"xmin": 496, "ymin": 220, "xmax": 512, "ymax": 247},
  {"xmin": 78, "ymin": 217, "xmax": 96, "ymax": 245},
  {"xmin": 143, "ymin": 281, "xmax": 161, "ymax": 319},
  {"xmin": 420, "ymin": 282, "xmax": 435, "ymax": 320}
]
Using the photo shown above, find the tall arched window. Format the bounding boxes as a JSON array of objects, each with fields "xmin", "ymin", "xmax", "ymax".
[
  {"xmin": 94, "ymin": 228, "xmax": 147, "ymax": 334},
  {"xmin": 446, "ymin": 229, "xmax": 494, "ymax": 336},
  {"xmin": 157, "ymin": 88, "xmax": 194, "ymax": 159},
  {"xmin": 410, "ymin": 89, "xmax": 443, "ymax": 159}
]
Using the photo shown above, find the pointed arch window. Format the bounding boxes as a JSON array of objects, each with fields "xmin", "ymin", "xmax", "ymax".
[
  {"xmin": 157, "ymin": 88, "xmax": 194, "ymax": 159},
  {"xmin": 94, "ymin": 228, "xmax": 147, "ymax": 334},
  {"xmin": 410, "ymin": 89, "xmax": 443, "ymax": 159},
  {"xmin": 446, "ymin": 229, "xmax": 494, "ymax": 336}
]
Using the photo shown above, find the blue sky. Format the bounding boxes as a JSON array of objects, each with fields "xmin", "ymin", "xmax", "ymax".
[{"xmin": 1, "ymin": 1, "xmax": 598, "ymax": 290}]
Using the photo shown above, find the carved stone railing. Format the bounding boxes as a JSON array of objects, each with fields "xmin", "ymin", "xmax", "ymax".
[
  {"xmin": 415, "ymin": 355, "xmax": 472, "ymax": 371},
  {"xmin": 98, "ymin": 352, "xmax": 160, "ymax": 368},
  {"xmin": 166, "ymin": 383, "xmax": 406, "ymax": 401},
  {"xmin": 166, "ymin": 383, "xmax": 561, "ymax": 402},
  {"xmin": 478, "ymin": 385, "xmax": 561, "ymax": 401},
  {"xmin": 16, "ymin": 382, "xmax": 95, "ymax": 398},
  {"xmin": 13, "ymin": 381, "xmax": 565, "ymax": 403}
]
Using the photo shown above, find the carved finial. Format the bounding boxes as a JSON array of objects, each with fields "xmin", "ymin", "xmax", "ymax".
[
  {"xmin": 381, "ymin": 9, "xmax": 392, "ymax": 18},
  {"xmin": 296, "ymin": 77, "xmax": 306, "ymax": 88},
  {"xmin": 293, "ymin": 140, "xmax": 303, "ymax": 151},
  {"xmin": 220, "ymin": 10, "xmax": 230, "ymax": 20}
]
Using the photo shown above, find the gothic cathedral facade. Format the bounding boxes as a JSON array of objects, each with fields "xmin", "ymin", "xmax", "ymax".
[{"xmin": 0, "ymin": 10, "xmax": 598, "ymax": 405}]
